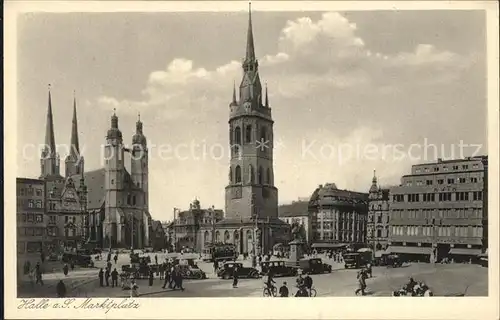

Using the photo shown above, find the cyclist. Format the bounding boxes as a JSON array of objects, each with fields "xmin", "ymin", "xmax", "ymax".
[
  {"xmin": 303, "ymin": 274, "xmax": 313, "ymax": 297},
  {"xmin": 265, "ymin": 271, "xmax": 276, "ymax": 295},
  {"xmin": 296, "ymin": 271, "xmax": 305, "ymax": 288}
]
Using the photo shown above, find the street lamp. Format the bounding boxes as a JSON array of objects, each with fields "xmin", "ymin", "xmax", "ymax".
[{"xmin": 173, "ymin": 207, "xmax": 178, "ymax": 252}]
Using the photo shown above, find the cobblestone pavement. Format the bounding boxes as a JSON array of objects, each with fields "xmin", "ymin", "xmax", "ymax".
[
  {"xmin": 67, "ymin": 262, "xmax": 487, "ymax": 298},
  {"xmin": 19, "ymin": 251, "xmax": 488, "ymax": 298}
]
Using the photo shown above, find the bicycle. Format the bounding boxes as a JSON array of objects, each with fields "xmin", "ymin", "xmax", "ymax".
[
  {"xmin": 295, "ymin": 285, "xmax": 317, "ymax": 297},
  {"xmin": 262, "ymin": 286, "xmax": 277, "ymax": 297}
]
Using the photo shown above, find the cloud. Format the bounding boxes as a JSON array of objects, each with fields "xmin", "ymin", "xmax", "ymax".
[{"xmin": 96, "ymin": 11, "xmax": 474, "ymax": 119}]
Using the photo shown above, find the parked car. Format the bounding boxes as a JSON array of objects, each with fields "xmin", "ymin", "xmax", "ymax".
[
  {"xmin": 260, "ymin": 260, "xmax": 297, "ymax": 277},
  {"xmin": 297, "ymin": 258, "xmax": 332, "ymax": 274},
  {"xmin": 217, "ymin": 262, "xmax": 260, "ymax": 279},
  {"xmin": 178, "ymin": 264, "xmax": 207, "ymax": 279},
  {"xmin": 384, "ymin": 254, "xmax": 403, "ymax": 268}
]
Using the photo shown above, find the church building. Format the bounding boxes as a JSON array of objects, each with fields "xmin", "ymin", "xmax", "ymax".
[
  {"xmin": 39, "ymin": 87, "xmax": 151, "ymax": 250},
  {"xmin": 199, "ymin": 5, "xmax": 290, "ymax": 256}
]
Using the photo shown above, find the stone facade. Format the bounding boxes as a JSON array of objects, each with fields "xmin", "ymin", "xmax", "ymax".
[
  {"xmin": 367, "ymin": 172, "xmax": 391, "ymax": 250},
  {"xmin": 36, "ymin": 89, "xmax": 151, "ymax": 250},
  {"xmin": 388, "ymin": 157, "xmax": 488, "ymax": 261},
  {"xmin": 206, "ymin": 6, "xmax": 290, "ymax": 255},
  {"xmin": 309, "ymin": 183, "xmax": 369, "ymax": 245},
  {"xmin": 278, "ymin": 201, "xmax": 312, "ymax": 244}
]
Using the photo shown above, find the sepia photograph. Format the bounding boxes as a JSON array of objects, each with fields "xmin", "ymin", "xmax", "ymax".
[{"xmin": 4, "ymin": 1, "xmax": 499, "ymax": 319}]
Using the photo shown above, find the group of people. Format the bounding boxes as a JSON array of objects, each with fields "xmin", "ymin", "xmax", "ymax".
[
  {"xmin": 393, "ymin": 277, "xmax": 433, "ymax": 297},
  {"xmin": 263, "ymin": 271, "xmax": 314, "ymax": 297}
]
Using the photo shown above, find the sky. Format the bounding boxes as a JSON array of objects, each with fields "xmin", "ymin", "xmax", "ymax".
[{"xmin": 16, "ymin": 9, "xmax": 487, "ymax": 222}]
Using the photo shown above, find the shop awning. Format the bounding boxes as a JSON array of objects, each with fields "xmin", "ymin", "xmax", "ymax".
[
  {"xmin": 311, "ymin": 243, "xmax": 347, "ymax": 249},
  {"xmin": 374, "ymin": 250, "xmax": 388, "ymax": 258},
  {"xmin": 387, "ymin": 246, "xmax": 432, "ymax": 255},
  {"xmin": 449, "ymin": 248, "xmax": 482, "ymax": 256}
]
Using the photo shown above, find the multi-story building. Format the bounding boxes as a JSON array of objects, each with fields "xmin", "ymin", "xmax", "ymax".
[
  {"xmin": 388, "ymin": 157, "xmax": 488, "ymax": 262},
  {"xmin": 202, "ymin": 5, "xmax": 289, "ymax": 256},
  {"xmin": 367, "ymin": 172, "xmax": 391, "ymax": 251},
  {"xmin": 37, "ymin": 89, "xmax": 151, "ymax": 249},
  {"xmin": 278, "ymin": 200, "xmax": 312, "ymax": 244},
  {"xmin": 17, "ymin": 178, "xmax": 46, "ymax": 274},
  {"xmin": 309, "ymin": 183, "xmax": 369, "ymax": 246},
  {"xmin": 150, "ymin": 220, "xmax": 166, "ymax": 251},
  {"xmin": 171, "ymin": 199, "xmax": 224, "ymax": 251}
]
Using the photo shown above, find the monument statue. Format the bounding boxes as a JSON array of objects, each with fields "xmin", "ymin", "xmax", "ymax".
[{"xmin": 290, "ymin": 221, "xmax": 306, "ymax": 242}]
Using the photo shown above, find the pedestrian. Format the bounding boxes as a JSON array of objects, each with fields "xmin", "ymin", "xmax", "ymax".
[
  {"xmin": 70, "ymin": 261, "xmax": 75, "ymax": 271},
  {"xmin": 252, "ymin": 255, "xmax": 257, "ymax": 268},
  {"xmin": 35, "ymin": 262, "xmax": 44, "ymax": 286},
  {"xmin": 107, "ymin": 261, "xmax": 112, "ymax": 271},
  {"xmin": 279, "ymin": 281, "xmax": 289, "ymax": 297},
  {"xmin": 98, "ymin": 268, "xmax": 104, "ymax": 287},
  {"xmin": 159, "ymin": 263, "xmax": 164, "ymax": 280},
  {"xmin": 56, "ymin": 280, "xmax": 66, "ymax": 298},
  {"xmin": 107, "ymin": 252, "xmax": 111, "ymax": 262},
  {"xmin": 114, "ymin": 254, "xmax": 118, "ymax": 264},
  {"xmin": 213, "ymin": 260, "xmax": 218, "ymax": 274},
  {"xmin": 162, "ymin": 265, "xmax": 171, "ymax": 289},
  {"xmin": 40, "ymin": 251, "xmax": 45, "ymax": 263},
  {"xmin": 155, "ymin": 254, "xmax": 158, "ymax": 265},
  {"xmin": 149, "ymin": 269, "xmax": 154, "ymax": 286},
  {"xmin": 355, "ymin": 270, "xmax": 367, "ymax": 296},
  {"xmin": 169, "ymin": 264, "xmax": 176, "ymax": 288},
  {"xmin": 111, "ymin": 268, "xmax": 119, "ymax": 287},
  {"xmin": 130, "ymin": 280, "xmax": 139, "ymax": 297},
  {"xmin": 63, "ymin": 263, "xmax": 69, "ymax": 276},
  {"xmin": 105, "ymin": 268, "xmax": 110, "ymax": 287},
  {"xmin": 232, "ymin": 265, "xmax": 239, "ymax": 288}
]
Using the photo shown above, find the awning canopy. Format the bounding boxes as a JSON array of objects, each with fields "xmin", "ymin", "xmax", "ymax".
[
  {"xmin": 311, "ymin": 243, "xmax": 347, "ymax": 249},
  {"xmin": 374, "ymin": 250, "xmax": 388, "ymax": 258},
  {"xmin": 387, "ymin": 246, "xmax": 432, "ymax": 255},
  {"xmin": 449, "ymin": 248, "xmax": 482, "ymax": 256}
]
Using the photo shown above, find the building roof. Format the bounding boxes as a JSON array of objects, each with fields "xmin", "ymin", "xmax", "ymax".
[
  {"xmin": 278, "ymin": 201, "xmax": 309, "ymax": 217},
  {"xmin": 71, "ymin": 169, "xmax": 106, "ymax": 210},
  {"xmin": 309, "ymin": 183, "xmax": 369, "ymax": 207},
  {"xmin": 17, "ymin": 177, "xmax": 45, "ymax": 185},
  {"xmin": 151, "ymin": 220, "xmax": 164, "ymax": 232}
]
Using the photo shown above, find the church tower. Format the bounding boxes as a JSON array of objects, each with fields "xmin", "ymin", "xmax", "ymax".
[
  {"xmin": 65, "ymin": 92, "xmax": 85, "ymax": 177},
  {"xmin": 131, "ymin": 113, "xmax": 148, "ymax": 210},
  {"xmin": 225, "ymin": 3, "xmax": 278, "ymax": 221},
  {"xmin": 103, "ymin": 110, "xmax": 125, "ymax": 247},
  {"xmin": 368, "ymin": 170, "xmax": 378, "ymax": 200},
  {"xmin": 40, "ymin": 85, "xmax": 63, "ymax": 180}
]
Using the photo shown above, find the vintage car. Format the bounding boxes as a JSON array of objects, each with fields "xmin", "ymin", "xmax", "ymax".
[
  {"xmin": 260, "ymin": 260, "xmax": 297, "ymax": 277},
  {"xmin": 383, "ymin": 254, "xmax": 403, "ymax": 268},
  {"xmin": 130, "ymin": 253, "xmax": 151, "ymax": 264},
  {"xmin": 343, "ymin": 252, "xmax": 372, "ymax": 269},
  {"xmin": 61, "ymin": 252, "xmax": 94, "ymax": 267},
  {"xmin": 297, "ymin": 258, "xmax": 332, "ymax": 274},
  {"xmin": 217, "ymin": 262, "xmax": 260, "ymax": 280},
  {"xmin": 178, "ymin": 264, "xmax": 207, "ymax": 280},
  {"xmin": 48, "ymin": 253, "xmax": 59, "ymax": 261}
]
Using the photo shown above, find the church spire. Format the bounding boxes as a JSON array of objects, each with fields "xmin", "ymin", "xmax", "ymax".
[
  {"xmin": 245, "ymin": 2, "xmax": 256, "ymax": 63},
  {"xmin": 265, "ymin": 82, "xmax": 269, "ymax": 107},
  {"xmin": 369, "ymin": 169, "xmax": 378, "ymax": 194},
  {"xmin": 44, "ymin": 84, "xmax": 56, "ymax": 155},
  {"xmin": 70, "ymin": 91, "xmax": 80, "ymax": 157},
  {"xmin": 232, "ymin": 80, "xmax": 237, "ymax": 104}
]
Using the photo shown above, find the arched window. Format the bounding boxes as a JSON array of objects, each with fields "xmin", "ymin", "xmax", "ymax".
[
  {"xmin": 266, "ymin": 168, "xmax": 271, "ymax": 184},
  {"xmin": 235, "ymin": 126, "xmax": 242, "ymax": 145},
  {"xmin": 229, "ymin": 167, "xmax": 233, "ymax": 183},
  {"xmin": 249, "ymin": 165, "xmax": 255, "ymax": 183},
  {"xmin": 245, "ymin": 125, "xmax": 252, "ymax": 144},
  {"xmin": 260, "ymin": 126, "xmax": 267, "ymax": 142},
  {"xmin": 215, "ymin": 231, "xmax": 221, "ymax": 243},
  {"xmin": 258, "ymin": 166, "xmax": 263, "ymax": 184},
  {"xmin": 224, "ymin": 230, "xmax": 230, "ymax": 243},
  {"xmin": 233, "ymin": 230, "xmax": 239, "ymax": 243},
  {"xmin": 235, "ymin": 166, "xmax": 242, "ymax": 183},
  {"xmin": 204, "ymin": 231, "xmax": 209, "ymax": 244},
  {"xmin": 246, "ymin": 230, "xmax": 252, "ymax": 240},
  {"xmin": 229, "ymin": 127, "xmax": 233, "ymax": 145}
]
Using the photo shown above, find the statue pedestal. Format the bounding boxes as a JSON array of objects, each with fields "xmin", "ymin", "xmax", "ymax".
[{"xmin": 286, "ymin": 240, "xmax": 305, "ymax": 267}]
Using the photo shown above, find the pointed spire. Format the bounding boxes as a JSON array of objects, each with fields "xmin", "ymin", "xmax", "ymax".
[
  {"xmin": 44, "ymin": 84, "xmax": 56, "ymax": 155},
  {"xmin": 136, "ymin": 112, "xmax": 143, "ymax": 134},
  {"xmin": 70, "ymin": 90, "xmax": 80, "ymax": 157},
  {"xmin": 372, "ymin": 169, "xmax": 377, "ymax": 183},
  {"xmin": 265, "ymin": 82, "xmax": 269, "ymax": 107},
  {"xmin": 232, "ymin": 80, "xmax": 237, "ymax": 103},
  {"xmin": 245, "ymin": 1, "xmax": 256, "ymax": 63},
  {"xmin": 369, "ymin": 169, "xmax": 378, "ymax": 194}
]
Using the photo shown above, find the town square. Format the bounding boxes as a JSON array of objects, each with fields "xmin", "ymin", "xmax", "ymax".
[{"xmin": 13, "ymin": 3, "xmax": 491, "ymax": 301}]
